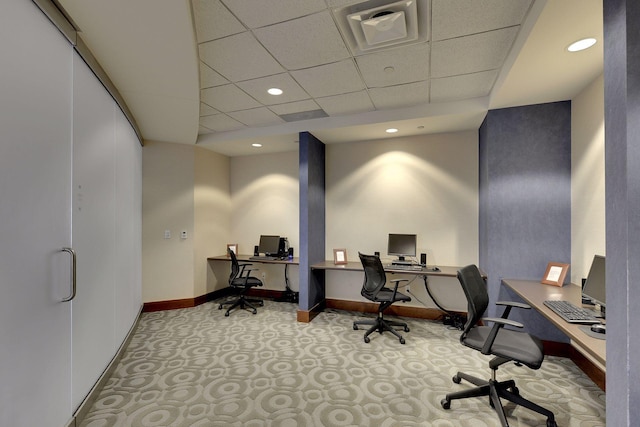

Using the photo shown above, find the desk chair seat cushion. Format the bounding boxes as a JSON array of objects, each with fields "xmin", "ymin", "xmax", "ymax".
[
  {"xmin": 463, "ymin": 326, "xmax": 544, "ymax": 370},
  {"xmin": 371, "ymin": 287, "xmax": 411, "ymax": 303},
  {"xmin": 230, "ymin": 276, "xmax": 263, "ymax": 288}
]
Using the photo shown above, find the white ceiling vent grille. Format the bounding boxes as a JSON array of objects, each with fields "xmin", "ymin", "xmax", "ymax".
[{"xmin": 333, "ymin": 0, "xmax": 428, "ymax": 56}]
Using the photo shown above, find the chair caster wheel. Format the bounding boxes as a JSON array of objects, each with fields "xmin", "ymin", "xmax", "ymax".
[
  {"xmin": 399, "ymin": 337, "xmax": 405, "ymax": 344},
  {"xmin": 546, "ymin": 420, "xmax": 557, "ymax": 427},
  {"xmin": 404, "ymin": 326, "xmax": 410, "ymax": 332},
  {"xmin": 510, "ymin": 386, "xmax": 520, "ymax": 395},
  {"xmin": 252, "ymin": 309, "xmax": 257, "ymax": 314},
  {"xmin": 452, "ymin": 375, "xmax": 461, "ymax": 384},
  {"xmin": 353, "ymin": 324, "xmax": 358, "ymax": 330},
  {"xmin": 218, "ymin": 305, "xmax": 223, "ymax": 309},
  {"xmin": 441, "ymin": 399, "xmax": 450, "ymax": 410},
  {"xmin": 364, "ymin": 336, "xmax": 370, "ymax": 343},
  {"xmin": 224, "ymin": 312, "xmax": 230, "ymax": 317}
]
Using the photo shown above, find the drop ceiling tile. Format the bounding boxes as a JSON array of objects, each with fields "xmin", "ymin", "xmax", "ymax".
[
  {"xmin": 269, "ymin": 99, "xmax": 321, "ymax": 116},
  {"xmin": 254, "ymin": 11, "xmax": 351, "ymax": 70},
  {"xmin": 199, "ymin": 32, "xmax": 285, "ymax": 82},
  {"xmin": 315, "ymin": 91, "xmax": 375, "ymax": 116},
  {"xmin": 222, "ymin": 0, "xmax": 327, "ymax": 28},
  {"xmin": 200, "ymin": 114, "xmax": 246, "ymax": 132},
  {"xmin": 192, "ymin": 0, "xmax": 245, "ymax": 42},
  {"xmin": 432, "ymin": 0, "xmax": 531, "ymax": 41},
  {"xmin": 430, "ymin": 70, "xmax": 499, "ymax": 102},
  {"xmin": 200, "ymin": 63, "xmax": 229, "ymax": 89},
  {"xmin": 368, "ymin": 81, "xmax": 429, "ymax": 109},
  {"xmin": 291, "ymin": 60, "xmax": 365, "ymax": 97},
  {"xmin": 356, "ymin": 42, "xmax": 430, "ymax": 88},
  {"xmin": 237, "ymin": 74, "xmax": 310, "ymax": 105},
  {"xmin": 200, "ymin": 102, "xmax": 219, "ymax": 116},
  {"xmin": 201, "ymin": 84, "xmax": 262, "ymax": 112},
  {"xmin": 228, "ymin": 107, "xmax": 285, "ymax": 127},
  {"xmin": 431, "ymin": 27, "xmax": 519, "ymax": 78}
]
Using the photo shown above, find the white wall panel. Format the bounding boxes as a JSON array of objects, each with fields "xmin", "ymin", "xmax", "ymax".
[
  {"xmin": 0, "ymin": 0, "xmax": 73, "ymax": 425},
  {"xmin": 71, "ymin": 53, "xmax": 118, "ymax": 409}
]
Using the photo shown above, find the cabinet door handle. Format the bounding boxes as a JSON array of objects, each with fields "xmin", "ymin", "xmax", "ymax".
[{"xmin": 61, "ymin": 247, "xmax": 76, "ymax": 302}]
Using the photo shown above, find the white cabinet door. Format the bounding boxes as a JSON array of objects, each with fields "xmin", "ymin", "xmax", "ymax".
[
  {"xmin": 0, "ymin": 1, "xmax": 73, "ymax": 426},
  {"xmin": 71, "ymin": 54, "xmax": 118, "ymax": 409}
]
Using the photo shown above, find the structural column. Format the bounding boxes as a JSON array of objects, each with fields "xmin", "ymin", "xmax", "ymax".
[
  {"xmin": 603, "ymin": 1, "xmax": 640, "ymax": 424},
  {"xmin": 298, "ymin": 131, "xmax": 326, "ymax": 321}
]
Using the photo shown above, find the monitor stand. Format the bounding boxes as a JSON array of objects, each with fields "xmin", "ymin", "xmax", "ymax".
[{"xmin": 392, "ymin": 257, "xmax": 412, "ymax": 266}]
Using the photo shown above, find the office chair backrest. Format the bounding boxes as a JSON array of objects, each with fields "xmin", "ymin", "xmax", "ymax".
[
  {"xmin": 228, "ymin": 249, "xmax": 240, "ymax": 283},
  {"xmin": 359, "ymin": 252, "xmax": 387, "ymax": 299},
  {"xmin": 457, "ymin": 264, "xmax": 489, "ymax": 335}
]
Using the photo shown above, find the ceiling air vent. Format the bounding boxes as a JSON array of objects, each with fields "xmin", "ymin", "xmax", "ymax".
[{"xmin": 333, "ymin": 0, "xmax": 427, "ymax": 55}]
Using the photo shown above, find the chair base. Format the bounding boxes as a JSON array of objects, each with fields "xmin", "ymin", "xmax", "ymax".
[
  {"xmin": 353, "ymin": 314, "xmax": 409, "ymax": 344},
  {"xmin": 219, "ymin": 295, "xmax": 264, "ymax": 316},
  {"xmin": 441, "ymin": 371, "xmax": 557, "ymax": 427}
]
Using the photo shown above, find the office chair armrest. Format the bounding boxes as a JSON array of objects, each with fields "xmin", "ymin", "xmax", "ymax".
[
  {"xmin": 389, "ymin": 278, "xmax": 409, "ymax": 300},
  {"xmin": 479, "ymin": 317, "xmax": 524, "ymax": 355},
  {"xmin": 482, "ymin": 317, "xmax": 524, "ymax": 329},
  {"xmin": 495, "ymin": 300, "xmax": 530, "ymax": 319}
]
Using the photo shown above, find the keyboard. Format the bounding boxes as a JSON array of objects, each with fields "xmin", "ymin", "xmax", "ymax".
[
  {"xmin": 387, "ymin": 264, "xmax": 423, "ymax": 271},
  {"xmin": 249, "ymin": 256, "xmax": 278, "ymax": 261},
  {"xmin": 543, "ymin": 300, "xmax": 600, "ymax": 324}
]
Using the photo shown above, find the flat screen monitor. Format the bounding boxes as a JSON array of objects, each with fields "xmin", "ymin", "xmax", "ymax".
[
  {"xmin": 387, "ymin": 233, "xmax": 417, "ymax": 262},
  {"xmin": 582, "ymin": 254, "xmax": 606, "ymax": 314},
  {"xmin": 258, "ymin": 235, "xmax": 280, "ymax": 256}
]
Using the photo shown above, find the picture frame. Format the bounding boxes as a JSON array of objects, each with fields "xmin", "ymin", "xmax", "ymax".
[
  {"xmin": 226, "ymin": 243, "xmax": 238, "ymax": 256},
  {"xmin": 541, "ymin": 262, "xmax": 570, "ymax": 287},
  {"xmin": 333, "ymin": 248, "xmax": 348, "ymax": 265}
]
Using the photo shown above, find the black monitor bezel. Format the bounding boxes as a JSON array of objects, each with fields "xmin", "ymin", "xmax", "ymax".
[
  {"xmin": 387, "ymin": 233, "xmax": 417, "ymax": 260},
  {"xmin": 258, "ymin": 235, "xmax": 280, "ymax": 256},
  {"xmin": 582, "ymin": 254, "xmax": 606, "ymax": 309}
]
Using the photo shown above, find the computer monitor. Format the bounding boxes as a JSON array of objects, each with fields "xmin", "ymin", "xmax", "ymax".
[
  {"xmin": 258, "ymin": 235, "xmax": 280, "ymax": 256},
  {"xmin": 387, "ymin": 233, "xmax": 417, "ymax": 263},
  {"xmin": 582, "ymin": 255, "xmax": 606, "ymax": 316}
]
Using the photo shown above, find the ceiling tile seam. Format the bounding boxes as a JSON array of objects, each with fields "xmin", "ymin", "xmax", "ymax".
[
  {"xmin": 432, "ymin": 24, "xmax": 522, "ymax": 43},
  {"xmin": 430, "ymin": 68, "xmax": 501, "ymax": 81}
]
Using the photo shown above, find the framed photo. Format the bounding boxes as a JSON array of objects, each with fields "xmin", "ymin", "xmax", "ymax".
[
  {"xmin": 226, "ymin": 243, "xmax": 238, "ymax": 256},
  {"xmin": 541, "ymin": 262, "xmax": 570, "ymax": 287},
  {"xmin": 333, "ymin": 248, "xmax": 348, "ymax": 265}
]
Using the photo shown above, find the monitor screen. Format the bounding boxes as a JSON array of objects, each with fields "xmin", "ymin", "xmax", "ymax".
[
  {"xmin": 387, "ymin": 233, "xmax": 417, "ymax": 260},
  {"xmin": 582, "ymin": 255, "xmax": 606, "ymax": 308},
  {"xmin": 258, "ymin": 235, "xmax": 280, "ymax": 256}
]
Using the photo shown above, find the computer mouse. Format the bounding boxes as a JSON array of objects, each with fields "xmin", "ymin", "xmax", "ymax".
[
  {"xmin": 432, "ymin": 267, "xmax": 441, "ymax": 272},
  {"xmin": 590, "ymin": 323, "xmax": 606, "ymax": 334}
]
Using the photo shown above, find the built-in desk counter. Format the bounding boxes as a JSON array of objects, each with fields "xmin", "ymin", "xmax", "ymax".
[{"xmin": 502, "ymin": 279, "xmax": 606, "ymax": 374}]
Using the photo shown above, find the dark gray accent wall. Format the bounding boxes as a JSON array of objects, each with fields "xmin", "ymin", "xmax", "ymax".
[
  {"xmin": 299, "ymin": 132, "xmax": 326, "ymax": 311},
  {"xmin": 603, "ymin": 1, "xmax": 640, "ymax": 423},
  {"xmin": 479, "ymin": 102, "xmax": 571, "ymax": 341}
]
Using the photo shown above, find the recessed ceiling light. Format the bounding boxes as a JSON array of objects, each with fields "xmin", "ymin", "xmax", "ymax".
[
  {"xmin": 252, "ymin": 143, "xmax": 262, "ymax": 147},
  {"xmin": 567, "ymin": 38, "xmax": 597, "ymax": 52},
  {"xmin": 386, "ymin": 128, "xmax": 398, "ymax": 133},
  {"xmin": 267, "ymin": 88, "xmax": 283, "ymax": 95}
]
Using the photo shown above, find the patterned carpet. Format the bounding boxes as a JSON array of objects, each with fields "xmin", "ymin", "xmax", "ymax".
[{"xmin": 78, "ymin": 299, "xmax": 605, "ymax": 426}]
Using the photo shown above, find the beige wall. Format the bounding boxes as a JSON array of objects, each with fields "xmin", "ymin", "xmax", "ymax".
[
  {"xmin": 324, "ymin": 131, "xmax": 479, "ymax": 310},
  {"xmin": 230, "ymin": 151, "xmax": 300, "ymax": 291},
  {"xmin": 142, "ymin": 140, "xmax": 230, "ymax": 302},
  {"xmin": 571, "ymin": 74, "xmax": 606, "ymax": 284}
]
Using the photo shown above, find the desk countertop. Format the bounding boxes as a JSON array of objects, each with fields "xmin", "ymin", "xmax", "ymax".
[
  {"xmin": 208, "ymin": 254, "xmax": 300, "ymax": 265},
  {"xmin": 502, "ymin": 278, "xmax": 605, "ymax": 367},
  {"xmin": 310, "ymin": 260, "xmax": 461, "ymax": 277}
]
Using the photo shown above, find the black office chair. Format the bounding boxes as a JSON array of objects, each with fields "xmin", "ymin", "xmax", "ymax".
[
  {"xmin": 353, "ymin": 252, "xmax": 412, "ymax": 344},
  {"xmin": 441, "ymin": 264, "xmax": 557, "ymax": 427},
  {"xmin": 218, "ymin": 249, "xmax": 264, "ymax": 316}
]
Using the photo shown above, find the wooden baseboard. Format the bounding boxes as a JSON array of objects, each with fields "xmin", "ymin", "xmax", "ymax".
[
  {"xmin": 325, "ymin": 298, "xmax": 460, "ymax": 321},
  {"xmin": 143, "ymin": 289, "xmax": 228, "ymax": 312}
]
